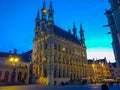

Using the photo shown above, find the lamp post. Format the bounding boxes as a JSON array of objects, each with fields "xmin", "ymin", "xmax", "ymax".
[{"xmin": 9, "ymin": 56, "xmax": 19, "ymax": 83}]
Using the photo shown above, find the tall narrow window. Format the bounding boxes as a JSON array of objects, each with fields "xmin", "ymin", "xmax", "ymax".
[
  {"xmin": 44, "ymin": 43, "xmax": 47, "ymax": 49},
  {"xmin": 40, "ymin": 44, "xmax": 42, "ymax": 50},
  {"xmin": 4, "ymin": 71, "xmax": 9, "ymax": 82},
  {"xmin": 11, "ymin": 72, "xmax": 16, "ymax": 83},
  {"xmin": 17, "ymin": 72, "xmax": 22, "ymax": 82}
]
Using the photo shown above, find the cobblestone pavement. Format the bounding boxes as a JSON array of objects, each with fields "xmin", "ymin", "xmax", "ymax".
[{"xmin": 0, "ymin": 84, "xmax": 120, "ymax": 90}]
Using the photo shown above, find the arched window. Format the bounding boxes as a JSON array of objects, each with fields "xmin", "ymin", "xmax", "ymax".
[
  {"xmin": 44, "ymin": 43, "xmax": 47, "ymax": 49},
  {"xmin": 4, "ymin": 71, "xmax": 9, "ymax": 82},
  {"xmin": 40, "ymin": 44, "xmax": 42, "ymax": 50},
  {"xmin": 59, "ymin": 67, "xmax": 61, "ymax": 78},
  {"xmin": 17, "ymin": 72, "xmax": 22, "ymax": 82},
  {"xmin": 11, "ymin": 72, "xmax": 16, "ymax": 83},
  {"xmin": 58, "ymin": 44, "xmax": 61, "ymax": 50},
  {"xmin": 43, "ymin": 67, "xmax": 47, "ymax": 78},
  {"xmin": 54, "ymin": 42, "xmax": 57, "ymax": 49},
  {"xmin": 24, "ymin": 72, "xmax": 27, "ymax": 80},
  {"xmin": 25, "ymin": 65, "xmax": 28, "ymax": 69},
  {"xmin": 67, "ymin": 68, "xmax": 69, "ymax": 78},
  {"xmin": 63, "ymin": 69, "xmax": 65, "ymax": 78},
  {"xmin": 39, "ymin": 66, "xmax": 42, "ymax": 77}
]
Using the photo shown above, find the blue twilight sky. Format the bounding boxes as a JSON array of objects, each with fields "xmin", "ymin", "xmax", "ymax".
[{"xmin": 0, "ymin": 0, "xmax": 115, "ymax": 62}]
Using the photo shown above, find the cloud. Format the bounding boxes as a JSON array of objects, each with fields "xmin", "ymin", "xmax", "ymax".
[{"xmin": 87, "ymin": 48, "xmax": 115, "ymax": 62}]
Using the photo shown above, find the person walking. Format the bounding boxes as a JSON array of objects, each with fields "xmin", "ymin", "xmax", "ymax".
[{"xmin": 101, "ymin": 82, "xmax": 109, "ymax": 90}]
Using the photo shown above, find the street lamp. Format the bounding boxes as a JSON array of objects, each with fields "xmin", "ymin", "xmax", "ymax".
[
  {"xmin": 9, "ymin": 57, "xmax": 19, "ymax": 66},
  {"xmin": 9, "ymin": 56, "xmax": 20, "ymax": 83}
]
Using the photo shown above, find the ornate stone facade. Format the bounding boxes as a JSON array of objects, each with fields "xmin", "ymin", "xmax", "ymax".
[{"xmin": 32, "ymin": 1, "xmax": 87, "ymax": 85}]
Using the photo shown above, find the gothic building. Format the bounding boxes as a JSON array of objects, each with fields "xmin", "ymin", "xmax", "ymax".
[
  {"xmin": 104, "ymin": 0, "xmax": 120, "ymax": 76},
  {"xmin": 32, "ymin": 1, "xmax": 87, "ymax": 85}
]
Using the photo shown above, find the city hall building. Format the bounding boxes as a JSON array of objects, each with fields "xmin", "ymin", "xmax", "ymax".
[{"xmin": 32, "ymin": 1, "xmax": 88, "ymax": 85}]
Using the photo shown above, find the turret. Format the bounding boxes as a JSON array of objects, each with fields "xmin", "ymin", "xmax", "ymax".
[
  {"xmin": 35, "ymin": 10, "xmax": 40, "ymax": 28},
  {"xmin": 41, "ymin": 1, "xmax": 47, "ymax": 21},
  {"xmin": 72, "ymin": 22, "xmax": 77, "ymax": 37},
  {"xmin": 48, "ymin": 1, "xmax": 54, "ymax": 25},
  {"xmin": 80, "ymin": 24, "xmax": 85, "ymax": 46},
  {"xmin": 35, "ymin": 11, "xmax": 40, "ymax": 38}
]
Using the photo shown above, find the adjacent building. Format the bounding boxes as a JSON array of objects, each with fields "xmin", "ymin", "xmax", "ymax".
[
  {"xmin": 88, "ymin": 58, "xmax": 111, "ymax": 83},
  {"xmin": 32, "ymin": 1, "xmax": 88, "ymax": 85},
  {"xmin": 0, "ymin": 49, "xmax": 31, "ymax": 85}
]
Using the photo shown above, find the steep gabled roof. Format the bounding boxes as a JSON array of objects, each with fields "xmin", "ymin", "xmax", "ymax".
[
  {"xmin": 0, "ymin": 52, "xmax": 10, "ymax": 57},
  {"xmin": 53, "ymin": 25, "xmax": 81, "ymax": 45},
  {"xmin": 21, "ymin": 50, "xmax": 32, "ymax": 62},
  {"xmin": 111, "ymin": 62, "xmax": 117, "ymax": 68},
  {"xmin": 0, "ymin": 50, "xmax": 32, "ymax": 62},
  {"xmin": 87, "ymin": 59, "xmax": 94, "ymax": 64}
]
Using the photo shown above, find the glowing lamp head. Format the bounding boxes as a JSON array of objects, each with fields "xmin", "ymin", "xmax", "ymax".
[
  {"xmin": 15, "ymin": 58, "xmax": 19, "ymax": 62},
  {"xmin": 10, "ymin": 58, "xmax": 14, "ymax": 62}
]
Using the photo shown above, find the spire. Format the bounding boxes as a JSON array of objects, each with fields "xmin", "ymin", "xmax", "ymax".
[
  {"xmin": 34, "ymin": 11, "xmax": 41, "ymax": 39},
  {"xmin": 73, "ymin": 22, "xmax": 77, "ymax": 37},
  {"xmin": 48, "ymin": 1, "xmax": 54, "ymax": 14},
  {"xmin": 49, "ymin": 1, "xmax": 53, "ymax": 10},
  {"xmin": 80, "ymin": 24, "xmax": 83, "ymax": 31},
  {"xmin": 41, "ymin": 0, "xmax": 47, "ymax": 21},
  {"xmin": 73, "ymin": 22, "xmax": 76, "ymax": 29},
  {"xmin": 80, "ymin": 24, "xmax": 83, "ymax": 32},
  {"xmin": 35, "ymin": 10, "xmax": 40, "ymax": 23},
  {"xmin": 36, "ymin": 10, "xmax": 40, "ymax": 20},
  {"xmin": 48, "ymin": 1, "xmax": 54, "ymax": 25},
  {"xmin": 42, "ymin": 0, "xmax": 46, "ymax": 11},
  {"xmin": 80, "ymin": 24, "xmax": 85, "ymax": 46},
  {"xmin": 35, "ymin": 11, "xmax": 40, "ymax": 31}
]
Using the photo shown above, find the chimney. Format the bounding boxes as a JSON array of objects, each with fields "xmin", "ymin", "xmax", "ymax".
[
  {"xmin": 9, "ymin": 51, "xmax": 12, "ymax": 54},
  {"xmin": 14, "ymin": 49, "xmax": 17, "ymax": 54}
]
